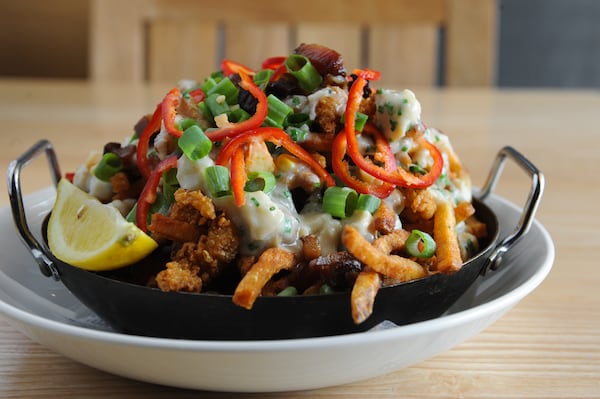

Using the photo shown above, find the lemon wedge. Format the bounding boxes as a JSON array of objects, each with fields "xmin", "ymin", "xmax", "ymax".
[{"xmin": 48, "ymin": 178, "xmax": 158, "ymax": 271}]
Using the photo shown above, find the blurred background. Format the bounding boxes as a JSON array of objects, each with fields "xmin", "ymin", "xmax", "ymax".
[{"xmin": 0, "ymin": 0, "xmax": 599, "ymax": 87}]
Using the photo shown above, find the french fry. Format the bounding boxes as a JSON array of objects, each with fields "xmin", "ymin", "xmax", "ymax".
[
  {"xmin": 373, "ymin": 229, "xmax": 410, "ymax": 255},
  {"xmin": 351, "ymin": 270, "xmax": 381, "ymax": 324},
  {"xmin": 454, "ymin": 201, "xmax": 475, "ymax": 224},
  {"xmin": 342, "ymin": 225, "xmax": 427, "ymax": 282},
  {"xmin": 434, "ymin": 201, "xmax": 462, "ymax": 273},
  {"xmin": 233, "ymin": 247, "xmax": 296, "ymax": 309}
]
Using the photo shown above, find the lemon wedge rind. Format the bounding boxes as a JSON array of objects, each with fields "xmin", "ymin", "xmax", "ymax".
[{"xmin": 48, "ymin": 178, "xmax": 158, "ymax": 271}]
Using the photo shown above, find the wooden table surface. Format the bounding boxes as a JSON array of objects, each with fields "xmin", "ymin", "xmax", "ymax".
[{"xmin": 0, "ymin": 79, "xmax": 598, "ymax": 398}]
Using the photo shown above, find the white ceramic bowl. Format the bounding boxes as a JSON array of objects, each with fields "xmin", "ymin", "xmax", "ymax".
[{"xmin": 0, "ymin": 188, "xmax": 554, "ymax": 392}]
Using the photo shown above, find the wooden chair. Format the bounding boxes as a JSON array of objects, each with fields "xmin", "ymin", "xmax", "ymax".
[{"xmin": 89, "ymin": 0, "xmax": 497, "ymax": 86}]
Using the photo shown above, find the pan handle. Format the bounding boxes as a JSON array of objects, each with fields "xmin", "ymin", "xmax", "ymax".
[
  {"xmin": 477, "ymin": 146, "xmax": 545, "ymax": 274},
  {"xmin": 7, "ymin": 140, "xmax": 62, "ymax": 280}
]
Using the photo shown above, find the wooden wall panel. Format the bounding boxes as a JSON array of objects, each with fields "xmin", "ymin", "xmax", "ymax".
[
  {"xmin": 369, "ymin": 25, "xmax": 439, "ymax": 87},
  {"xmin": 148, "ymin": 19, "xmax": 218, "ymax": 83},
  {"xmin": 224, "ymin": 24, "xmax": 290, "ymax": 69}
]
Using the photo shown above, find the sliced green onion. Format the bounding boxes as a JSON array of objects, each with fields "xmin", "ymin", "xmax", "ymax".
[
  {"xmin": 178, "ymin": 125, "xmax": 212, "ymax": 161},
  {"xmin": 405, "ymin": 229, "xmax": 437, "ymax": 258},
  {"xmin": 162, "ymin": 168, "xmax": 179, "ymax": 204},
  {"xmin": 229, "ymin": 107, "xmax": 250, "ymax": 123},
  {"xmin": 341, "ymin": 111, "xmax": 368, "ymax": 132},
  {"xmin": 323, "ymin": 186, "xmax": 358, "ymax": 219},
  {"xmin": 285, "ymin": 54, "xmax": 323, "ymax": 93},
  {"xmin": 277, "ymin": 286, "xmax": 298, "ymax": 296},
  {"xmin": 204, "ymin": 165, "xmax": 231, "ymax": 198},
  {"xmin": 284, "ymin": 112, "xmax": 310, "ymax": 128},
  {"xmin": 319, "ymin": 284, "xmax": 334, "ymax": 294},
  {"xmin": 205, "ymin": 93, "xmax": 231, "ymax": 118},
  {"xmin": 179, "ymin": 117, "xmax": 198, "ymax": 131},
  {"xmin": 356, "ymin": 194, "xmax": 381, "ymax": 214},
  {"xmin": 253, "ymin": 69, "xmax": 274, "ymax": 91},
  {"xmin": 197, "ymin": 101, "xmax": 210, "ymax": 118},
  {"xmin": 94, "ymin": 153, "xmax": 122, "ymax": 182},
  {"xmin": 409, "ymin": 164, "xmax": 427, "ymax": 175},
  {"xmin": 205, "ymin": 77, "xmax": 239, "ymax": 105},
  {"xmin": 286, "ymin": 126, "xmax": 309, "ymax": 142},
  {"xmin": 244, "ymin": 171, "xmax": 276, "ymax": 193},
  {"xmin": 263, "ymin": 94, "xmax": 293, "ymax": 128},
  {"xmin": 201, "ymin": 77, "xmax": 218, "ymax": 93}
]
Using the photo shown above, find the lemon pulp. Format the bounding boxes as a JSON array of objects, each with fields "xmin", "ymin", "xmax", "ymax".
[{"xmin": 47, "ymin": 178, "xmax": 158, "ymax": 271}]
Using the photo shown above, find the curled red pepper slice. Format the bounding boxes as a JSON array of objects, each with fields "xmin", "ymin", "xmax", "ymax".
[
  {"xmin": 261, "ymin": 56, "xmax": 286, "ymax": 71},
  {"xmin": 221, "ymin": 59, "xmax": 254, "ymax": 77},
  {"xmin": 161, "ymin": 88, "xmax": 183, "ymax": 138},
  {"xmin": 331, "ymin": 125, "xmax": 396, "ymax": 199},
  {"xmin": 188, "ymin": 88, "xmax": 205, "ymax": 104},
  {"xmin": 216, "ymin": 127, "xmax": 335, "ymax": 206},
  {"xmin": 136, "ymin": 154, "xmax": 179, "ymax": 232},
  {"xmin": 345, "ymin": 71, "xmax": 443, "ymax": 189},
  {"xmin": 230, "ymin": 147, "xmax": 247, "ymax": 207},
  {"xmin": 206, "ymin": 70, "xmax": 268, "ymax": 142},
  {"xmin": 136, "ymin": 103, "xmax": 162, "ymax": 179}
]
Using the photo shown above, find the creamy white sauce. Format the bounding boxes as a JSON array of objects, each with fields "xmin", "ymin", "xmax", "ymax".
[
  {"xmin": 374, "ymin": 89, "xmax": 421, "ymax": 141},
  {"xmin": 176, "ymin": 153, "xmax": 215, "ymax": 193},
  {"xmin": 214, "ymin": 185, "xmax": 302, "ymax": 256},
  {"xmin": 304, "ymin": 86, "xmax": 348, "ymax": 120}
]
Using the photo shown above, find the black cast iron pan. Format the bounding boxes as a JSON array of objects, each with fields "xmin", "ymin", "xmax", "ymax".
[{"xmin": 7, "ymin": 141, "xmax": 544, "ymax": 340}]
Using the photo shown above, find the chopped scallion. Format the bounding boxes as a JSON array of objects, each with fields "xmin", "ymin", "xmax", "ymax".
[
  {"xmin": 179, "ymin": 117, "xmax": 198, "ymax": 131},
  {"xmin": 356, "ymin": 194, "xmax": 381, "ymax": 214},
  {"xmin": 322, "ymin": 186, "xmax": 358, "ymax": 219},
  {"xmin": 229, "ymin": 107, "xmax": 250, "ymax": 123},
  {"xmin": 285, "ymin": 54, "xmax": 323, "ymax": 93},
  {"xmin": 253, "ymin": 69, "xmax": 274, "ymax": 91},
  {"xmin": 340, "ymin": 111, "xmax": 368, "ymax": 132},
  {"xmin": 277, "ymin": 286, "xmax": 298, "ymax": 296},
  {"xmin": 94, "ymin": 153, "xmax": 122, "ymax": 182},
  {"xmin": 405, "ymin": 229, "xmax": 436, "ymax": 258},
  {"xmin": 263, "ymin": 94, "xmax": 293, "ymax": 128},
  {"xmin": 178, "ymin": 125, "xmax": 212, "ymax": 161},
  {"xmin": 284, "ymin": 112, "xmax": 310, "ymax": 128},
  {"xmin": 205, "ymin": 93, "xmax": 230, "ymax": 118},
  {"xmin": 204, "ymin": 165, "xmax": 231, "ymax": 198},
  {"xmin": 244, "ymin": 171, "xmax": 276, "ymax": 193},
  {"xmin": 205, "ymin": 77, "xmax": 239, "ymax": 105}
]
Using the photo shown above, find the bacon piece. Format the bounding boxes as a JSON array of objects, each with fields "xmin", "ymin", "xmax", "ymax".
[{"xmin": 295, "ymin": 43, "xmax": 346, "ymax": 77}]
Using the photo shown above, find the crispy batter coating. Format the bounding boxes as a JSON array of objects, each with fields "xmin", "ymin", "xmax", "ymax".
[
  {"xmin": 301, "ymin": 234, "xmax": 322, "ymax": 261},
  {"xmin": 402, "ymin": 188, "xmax": 437, "ymax": 221},
  {"xmin": 149, "ymin": 213, "xmax": 201, "ymax": 242},
  {"xmin": 314, "ymin": 96, "xmax": 340, "ymax": 137},
  {"xmin": 173, "ymin": 188, "xmax": 216, "ymax": 221},
  {"xmin": 172, "ymin": 213, "xmax": 240, "ymax": 285},
  {"xmin": 155, "ymin": 261, "xmax": 202, "ymax": 292},
  {"xmin": 372, "ymin": 202, "xmax": 397, "ymax": 235}
]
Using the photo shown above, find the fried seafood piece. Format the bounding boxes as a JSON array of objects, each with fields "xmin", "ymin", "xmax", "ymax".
[
  {"xmin": 171, "ymin": 213, "xmax": 240, "ymax": 286},
  {"xmin": 149, "ymin": 213, "xmax": 201, "ymax": 243},
  {"xmin": 173, "ymin": 188, "xmax": 216, "ymax": 221},
  {"xmin": 314, "ymin": 95, "xmax": 341, "ymax": 137},
  {"xmin": 402, "ymin": 188, "xmax": 437, "ymax": 222},
  {"xmin": 155, "ymin": 260, "xmax": 202, "ymax": 292},
  {"xmin": 372, "ymin": 202, "xmax": 398, "ymax": 235}
]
